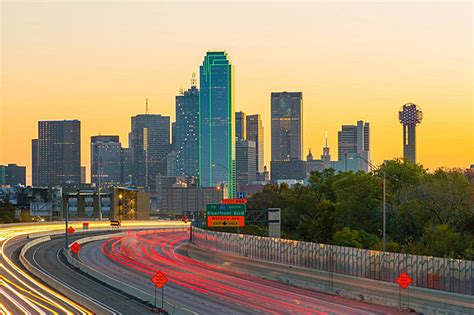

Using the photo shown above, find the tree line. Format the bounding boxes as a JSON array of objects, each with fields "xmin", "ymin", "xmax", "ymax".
[{"xmin": 246, "ymin": 159, "xmax": 474, "ymax": 260}]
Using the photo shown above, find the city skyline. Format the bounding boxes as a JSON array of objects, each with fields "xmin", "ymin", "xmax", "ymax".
[{"xmin": 1, "ymin": 2, "xmax": 472, "ymax": 184}]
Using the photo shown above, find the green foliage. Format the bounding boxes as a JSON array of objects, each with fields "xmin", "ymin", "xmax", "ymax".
[
  {"xmin": 0, "ymin": 198, "xmax": 17, "ymax": 223},
  {"xmin": 332, "ymin": 227, "xmax": 379, "ymax": 249},
  {"xmin": 405, "ymin": 224, "xmax": 473, "ymax": 260},
  {"xmin": 245, "ymin": 161, "xmax": 474, "ymax": 259}
]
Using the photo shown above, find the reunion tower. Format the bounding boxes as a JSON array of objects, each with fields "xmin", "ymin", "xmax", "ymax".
[{"xmin": 399, "ymin": 103, "xmax": 423, "ymax": 163}]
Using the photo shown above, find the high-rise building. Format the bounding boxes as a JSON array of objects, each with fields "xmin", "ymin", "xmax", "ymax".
[
  {"xmin": 32, "ymin": 139, "xmax": 38, "ymax": 186},
  {"xmin": 0, "ymin": 164, "xmax": 26, "ymax": 186},
  {"xmin": 399, "ymin": 103, "xmax": 423, "ymax": 163},
  {"xmin": 199, "ymin": 51, "xmax": 236, "ymax": 197},
  {"xmin": 81, "ymin": 166, "xmax": 86, "ymax": 184},
  {"xmin": 271, "ymin": 92, "xmax": 303, "ymax": 161},
  {"xmin": 235, "ymin": 111, "xmax": 246, "ymax": 141},
  {"xmin": 36, "ymin": 120, "xmax": 81, "ymax": 186},
  {"xmin": 337, "ymin": 120, "xmax": 370, "ymax": 172},
  {"xmin": 130, "ymin": 114, "xmax": 171, "ymax": 192},
  {"xmin": 175, "ymin": 81, "xmax": 199, "ymax": 178},
  {"xmin": 236, "ymin": 140, "xmax": 257, "ymax": 191},
  {"xmin": 91, "ymin": 135, "xmax": 122, "ymax": 187},
  {"xmin": 120, "ymin": 147, "xmax": 132, "ymax": 184},
  {"xmin": 246, "ymin": 114, "xmax": 264, "ymax": 173}
]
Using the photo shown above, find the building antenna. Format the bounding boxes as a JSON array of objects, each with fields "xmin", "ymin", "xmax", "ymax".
[
  {"xmin": 191, "ymin": 72, "xmax": 197, "ymax": 87},
  {"xmin": 145, "ymin": 98, "xmax": 149, "ymax": 114},
  {"xmin": 325, "ymin": 131, "xmax": 328, "ymax": 148}
]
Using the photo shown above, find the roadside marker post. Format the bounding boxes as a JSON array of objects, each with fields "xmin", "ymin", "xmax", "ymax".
[
  {"xmin": 151, "ymin": 271, "xmax": 168, "ymax": 312},
  {"xmin": 396, "ymin": 272, "xmax": 412, "ymax": 310}
]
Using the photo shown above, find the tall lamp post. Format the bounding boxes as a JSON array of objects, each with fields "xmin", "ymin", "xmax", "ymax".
[{"xmin": 352, "ymin": 153, "xmax": 387, "ymax": 252}]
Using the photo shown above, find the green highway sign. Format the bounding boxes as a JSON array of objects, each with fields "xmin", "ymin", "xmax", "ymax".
[{"xmin": 206, "ymin": 203, "xmax": 246, "ymax": 216}]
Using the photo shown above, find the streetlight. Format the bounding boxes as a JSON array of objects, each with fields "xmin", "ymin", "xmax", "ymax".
[{"xmin": 352, "ymin": 153, "xmax": 387, "ymax": 252}]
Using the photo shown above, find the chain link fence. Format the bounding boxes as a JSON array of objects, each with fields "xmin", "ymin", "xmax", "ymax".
[{"xmin": 191, "ymin": 227, "xmax": 474, "ymax": 295}]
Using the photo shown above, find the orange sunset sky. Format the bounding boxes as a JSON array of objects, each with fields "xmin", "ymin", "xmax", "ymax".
[{"xmin": 1, "ymin": 1, "xmax": 472, "ymax": 185}]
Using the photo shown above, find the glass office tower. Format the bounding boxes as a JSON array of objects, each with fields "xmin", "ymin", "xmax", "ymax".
[{"xmin": 199, "ymin": 51, "xmax": 235, "ymax": 198}]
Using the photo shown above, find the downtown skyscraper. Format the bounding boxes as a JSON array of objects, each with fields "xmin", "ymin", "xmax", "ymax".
[
  {"xmin": 130, "ymin": 113, "xmax": 170, "ymax": 192},
  {"xmin": 90, "ymin": 135, "xmax": 123, "ymax": 187},
  {"xmin": 33, "ymin": 120, "xmax": 81, "ymax": 186},
  {"xmin": 271, "ymin": 92, "xmax": 303, "ymax": 161},
  {"xmin": 199, "ymin": 51, "xmax": 236, "ymax": 197},
  {"xmin": 175, "ymin": 80, "xmax": 199, "ymax": 178},
  {"xmin": 337, "ymin": 120, "xmax": 370, "ymax": 172},
  {"xmin": 246, "ymin": 114, "xmax": 264, "ymax": 173}
]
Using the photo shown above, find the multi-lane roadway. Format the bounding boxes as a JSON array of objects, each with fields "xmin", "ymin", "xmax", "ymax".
[
  {"xmin": 83, "ymin": 229, "xmax": 403, "ymax": 314},
  {"xmin": 3, "ymin": 223, "xmax": 405, "ymax": 314},
  {"xmin": 0, "ymin": 221, "xmax": 186, "ymax": 314}
]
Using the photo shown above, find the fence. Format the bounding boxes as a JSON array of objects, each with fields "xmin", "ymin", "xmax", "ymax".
[{"xmin": 191, "ymin": 227, "xmax": 474, "ymax": 295}]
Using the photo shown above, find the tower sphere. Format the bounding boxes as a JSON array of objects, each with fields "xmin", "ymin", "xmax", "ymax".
[{"xmin": 399, "ymin": 103, "xmax": 423, "ymax": 125}]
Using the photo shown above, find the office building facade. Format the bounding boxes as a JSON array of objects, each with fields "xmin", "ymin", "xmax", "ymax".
[
  {"xmin": 235, "ymin": 111, "xmax": 246, "ymax": 141},
  {"xmin": 130, "ymin": 114, "xmax": 171, "ymax": 192},
  {"xmin": 271, "ymin": 92, "xmax": 303, "ymax": 161},
  {"xmin": 338, "ymin": 120, "xmax": 370, "ymax": 172},
  {"xmin": 0, "ymin": 164, "xmax": 26, "ymax": 186},
  {"xmin": 175, "ymin": 84, "xmax": 199, "ymax": 178},
  {"xmin": 199, "ymin": 51, "xmax": 236, "ymax": 197},
  {"xmin": 91, "ymin": 135, "xmax": 122, "ymax": 187},
  {"xmin": 36, "ymin": 120, "xmax": 81, "ymax": 186},
  {"xmin": 246, "ymin": 114, "xmax": 264, "ymax": 173},
  {"xmin": 236, "ymin": 140, "xmax": 257, "ymax": 191}
]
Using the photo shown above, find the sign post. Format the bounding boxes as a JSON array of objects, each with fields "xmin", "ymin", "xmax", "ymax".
[
  {"xmin": 396, "ymin": 272, "xmax": 412, "ymax": 310},
  {"xmin": 151, "ymin": 271, "xmax": 168, "ymax": 312}
]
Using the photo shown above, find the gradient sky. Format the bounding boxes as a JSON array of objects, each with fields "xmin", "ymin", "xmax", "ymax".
[{"xmin": 1, "ymin": 1, "xmax": 472, "ymax": 185}]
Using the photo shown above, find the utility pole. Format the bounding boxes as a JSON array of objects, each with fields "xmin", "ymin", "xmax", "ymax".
[{"xmin": 382, "ymin": 162, "xmax": 386, "ymax": 252}]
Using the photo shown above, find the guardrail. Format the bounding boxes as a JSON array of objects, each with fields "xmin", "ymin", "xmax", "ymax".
[{"xmin": 191, "ymin": 227, "xmax": 473, "ymax": 296}]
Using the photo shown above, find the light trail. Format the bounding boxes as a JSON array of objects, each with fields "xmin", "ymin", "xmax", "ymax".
[
  {"xmin": 100, "ymin": 230, "xmax": 336, "ymax": 314},
  {"xmin": 0, "ymin": 221, "xmax": 187, "ymax": 314}
]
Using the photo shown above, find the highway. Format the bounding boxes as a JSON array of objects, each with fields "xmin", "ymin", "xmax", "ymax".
[
  {"xmin": 79, "ymin": 229, "xmax": 404, "ymax": 314},
  {"xmin": 0, "ymin": 221, "xmax": 188, "ymax": 314}
]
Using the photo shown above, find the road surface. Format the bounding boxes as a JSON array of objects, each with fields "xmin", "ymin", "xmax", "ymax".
[{"xmin": 81, "ymin": 229, "xmax": 405, "ymax": 314}]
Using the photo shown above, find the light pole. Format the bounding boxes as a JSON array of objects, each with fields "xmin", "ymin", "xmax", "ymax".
[{"xmin": 352, "ymin": 153, "xmax": 387, "ymax": 252}]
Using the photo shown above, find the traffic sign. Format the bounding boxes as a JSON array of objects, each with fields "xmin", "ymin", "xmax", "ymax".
[
  {"xmin": 220, "ymin": 198, "xmax": 247, "ymax": 204},
  {"xmin": 68, "ymin": 226, "xmax": 75, "ymax": 235},
  {"xmin": 151, "ymin": 271, "xmax": 168, "ymax": 289},
  {"xmin": 206, "ymin": 203, "xmax": 245, "ymax": 216},
  {"xmin": 70, "ymin": 242, "xmax": 81, "ymax": 254},
  {"xmin": 396, "ymin": 272, "xmax": 412, "ymax": 289},
  {"xmin": 208, "ymin": 216, "xmax": 245, "ymax": 227}
]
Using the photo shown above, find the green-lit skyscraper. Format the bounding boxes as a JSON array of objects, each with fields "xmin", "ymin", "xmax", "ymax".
[{"xmin": 199, "ymin": 51, "xmax": 235, "ymax": 197}]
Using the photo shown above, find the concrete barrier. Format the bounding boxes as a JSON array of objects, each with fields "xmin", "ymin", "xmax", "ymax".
[
  {"xmin": 19, "ymin": 228, "xmax": 196, "ymax": 315},
  {"xmin": 19, "ymin": 234, "xmax": 117, "ymax": 314},
  {"xmin": 64, "ymin": 230, "xmax": 197, "ymax": 315},
  {"xmin": 190, "ymin": 229, "xmax": 474, "ymax": 315}
]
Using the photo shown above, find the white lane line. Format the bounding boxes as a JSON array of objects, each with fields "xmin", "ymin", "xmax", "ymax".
[{"xmin": 30, "ymin": 237, "xmax": 121, "ymax": 315}]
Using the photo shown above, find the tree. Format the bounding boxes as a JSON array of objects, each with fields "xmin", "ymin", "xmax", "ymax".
[
  {"xmin": 0, "ymin": 198, "xmax": 17, "ymax": 223},
  {"xmin": 332, "ymin": 227, "xmax": 379, "ymax": 249},
  {"xmin": 332, "ymin": 171, "xmax": 382, "ymax": 235},
  {"xmin": 407, "ymin": 224, "xmax": 473, "ymax": 259}
]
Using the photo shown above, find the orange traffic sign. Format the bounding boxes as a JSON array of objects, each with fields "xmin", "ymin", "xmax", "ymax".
[
  {"xmin": 68, "ymin": 226, "xmax": 75, "ymax": 235},
  {"xmin": 151, "ymin": 271, "xmax": 168, "ymax": 288},
  {"xmin": 396, "ymin": 272, "xmax": 412, "ymax": 289},
  {"xmin": 220, "ymin": 198, "xmax": 247, "ymax": 204},
  {"xmin": 70, "ymin": 242, "xmax": 81, "ymax": 254},
  {"xmin": 207, "ymin": 215, "xmax": 245, "ymax": 227}
]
